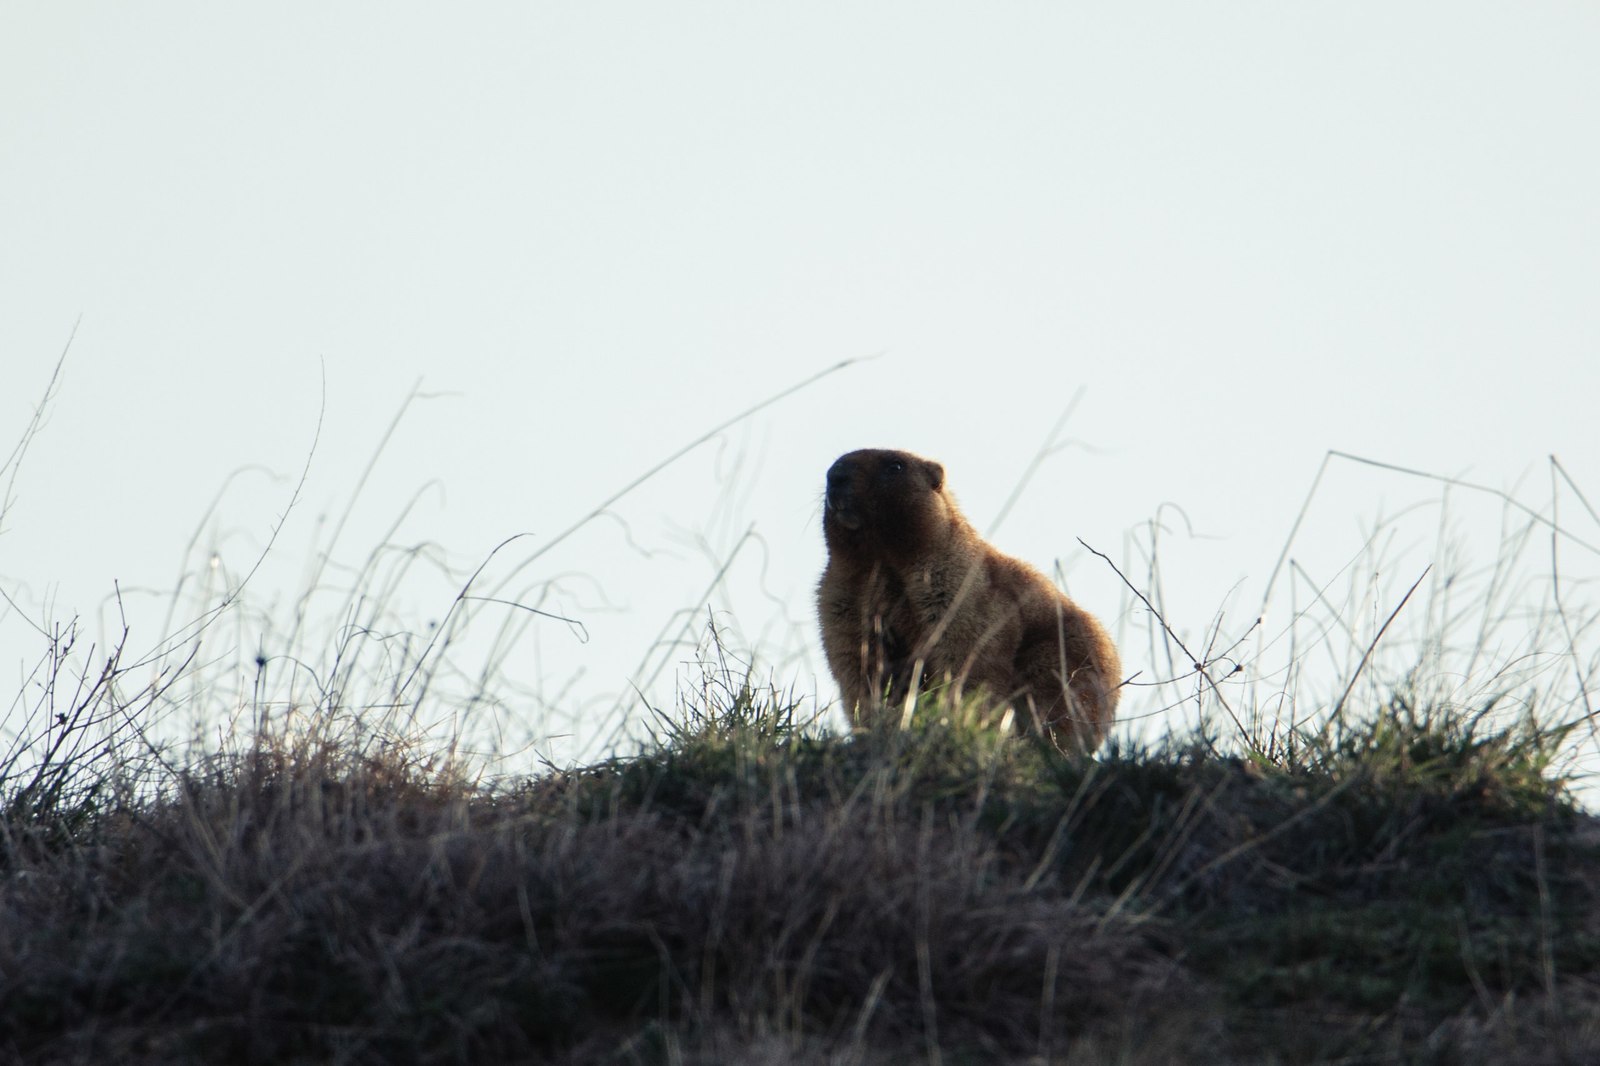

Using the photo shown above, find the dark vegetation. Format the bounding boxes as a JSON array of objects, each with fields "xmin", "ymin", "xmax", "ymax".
[{"xmin": 3, "ymin": 632, "xmax": 1598, "ymax": 1065}]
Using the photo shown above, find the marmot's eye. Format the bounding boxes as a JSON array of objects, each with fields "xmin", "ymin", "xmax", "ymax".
[{"xmin": 885, "ymin": 459, "xmax": 906, "ymax": 475}]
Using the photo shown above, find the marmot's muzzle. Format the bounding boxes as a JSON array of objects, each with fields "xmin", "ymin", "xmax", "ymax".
[{"xmin": 824, "ymin": 466, "xmax": 863, "ymax": 531}]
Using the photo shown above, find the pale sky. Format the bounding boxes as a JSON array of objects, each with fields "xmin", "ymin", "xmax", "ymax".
[{"xmin": 4, "ymin": 4, "xmax": 1598, "ymax": 773}]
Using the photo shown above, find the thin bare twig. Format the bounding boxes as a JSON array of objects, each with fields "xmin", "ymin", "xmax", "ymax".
[
  {"xmin": 1078, "ymin": 538, "xmax": 1250, "ymax": 743},
  {"xmin": 1329, "ymin": 450, "xmax": 1600, "ymax": 556},
  {"xmin": 1330, "ymin": 566, "xmax": 1431, "ymax": 719}
]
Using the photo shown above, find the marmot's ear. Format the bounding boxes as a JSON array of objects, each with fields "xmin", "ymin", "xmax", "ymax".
[{"xmin": 923, "ymin": 460, "xmax": 945, "ymax": 491}]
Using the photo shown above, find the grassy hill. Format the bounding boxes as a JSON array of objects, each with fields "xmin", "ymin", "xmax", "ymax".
[{"xmin": 4, "ymin": 656, "xmax": 1597, "ymax": 1064}]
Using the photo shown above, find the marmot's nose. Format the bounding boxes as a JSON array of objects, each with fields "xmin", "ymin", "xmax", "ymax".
[{"xmin": 825, "ymin": 464, "xmax": 851, "ymax": 502}]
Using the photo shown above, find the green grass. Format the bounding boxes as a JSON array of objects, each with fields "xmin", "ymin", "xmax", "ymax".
[{"xmin": 3, "ymin": 657, "xmax": 1597, "ymax": 1065}]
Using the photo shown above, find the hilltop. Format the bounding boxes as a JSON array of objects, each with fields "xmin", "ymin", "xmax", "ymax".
[{"xmin": 4, "ymin": 667, "xmax": 1597, "ymax": 1064}]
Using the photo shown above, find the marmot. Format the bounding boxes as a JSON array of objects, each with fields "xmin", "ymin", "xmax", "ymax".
[{"xmin": 816, "ymin": 448, "xmax": 1120, "ymax": 752}]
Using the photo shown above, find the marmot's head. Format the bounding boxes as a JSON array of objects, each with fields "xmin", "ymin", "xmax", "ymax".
[{"xmin": 823, "ymin": 448, "xmax": 952, "ymax": 561}]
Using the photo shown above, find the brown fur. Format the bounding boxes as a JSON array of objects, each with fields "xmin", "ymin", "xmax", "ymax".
[{"xmin": 816, "ymin": 448, "xmax": 1120, "ymax": 752}]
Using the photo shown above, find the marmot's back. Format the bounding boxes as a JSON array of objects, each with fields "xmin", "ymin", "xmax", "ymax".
[{"xmin": 816, "ymin": 448, "xmax": 1119, "ymax": 752}]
